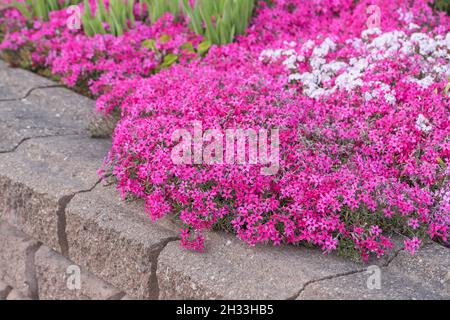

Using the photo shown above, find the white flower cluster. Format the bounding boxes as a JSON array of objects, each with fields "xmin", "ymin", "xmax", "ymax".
[
  {"xmin": 261, "ymin": 37, "xmax": 372, "ymax": 98},
  {"xmin": 357, "ymin": 30, "xmax": 450, "ymax": 89},
  {"xmin": 361, "ymin": 27, "xmax": 382, "ymax": 41},
  {"xmin": 397, "ymin": 8, "xmax": 414, "ymax": 25},
  {"xmin": 415, "ymin": 114, "xmax": 433, "ymax": 133},
  {"xmin": 260, "ymin": 29, "xmax": 450, "ymax": 101},
  {"xmin": 364, "ymin": 81, "xmax": 397, "ymax": 105},
  {"xmin": 259, "ymin": 41, "xmax": 304, "ymax": 69}
]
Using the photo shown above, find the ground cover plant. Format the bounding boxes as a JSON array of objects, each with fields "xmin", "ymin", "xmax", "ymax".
[
  {"xmin": 0, "ymin": 0, "xmax": 449, "ymax": 261},
  {"xmin": 0, "ymin": 0, "xmax": 202, "ymax": 99},
  {"xmin": 0, "ymin": 0, "xmax": 255, "ymax": 100}
]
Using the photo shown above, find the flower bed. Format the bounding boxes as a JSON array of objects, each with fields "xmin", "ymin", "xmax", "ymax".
[
  {"xmin": 0, "ymin": 3, "xmax": 201, "ymax": 100},
  {"xmin": 1, "ymin": 0, "xmax": 449, "ymax": 261}
]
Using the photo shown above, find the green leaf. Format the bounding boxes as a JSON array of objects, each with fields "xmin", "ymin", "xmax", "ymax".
[
  {"xmin": 437, "ymin": 157, "xmax": 447, "ymax": 168},
  {"xmin": 181, "ymin": 42, "xmax": 196, "ymax": 53},
  {"xmin": 142, "ymin": 39, "xmax": 157, "ymax": 50},
  {"xmin": 159, "ymin": 34, "xmax": 172, "ymax": 44},
  {"xmin": 198, "ymin": 40, "xmax": 212, "ymax": 55},
  {"xmin": 161, "ymin": 53, "xmax": 178, "ymax": 68},
  {"xmin": 12, "ymin": 0, "xmax": 32, "ymax": 20},
  {"xmin": 445, "ymin": 80, "xmax": 450, "ymax": 95}
]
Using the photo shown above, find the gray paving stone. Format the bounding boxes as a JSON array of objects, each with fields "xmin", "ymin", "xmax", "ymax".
[
  {"xmin": 0, "ymin": 222, "xmax": 40, "ymax": 299},
  {"xmin": 0, "ymin": 136, "xmax": 111, "ymax": 251},
  {"xmin": 157, "ymin": 232, "xmax": 363, "ymax": 299},
  {"xmin": 296, "ymin": 269, "xmax": 448, "ymax": 300},
  {"xmin": 65, "ymin": 185, "xmax": 178, "ymax": 299},
  {"xmin": 296, "ymin": 243, "xmax": 450, "ymax": 300},
  {"xmin": 388, "ymin": 243, "xmax": 450, "ymax": 295},
  {"xmin": 0, "ymin": 87, "xmax": 93, "ymax": 152},
  {"xmin": 0, "ymin": 280, "xmax": 12, "ymax": 300},
  {"xmin": 0, "ymin": 60, "xmax": 54, "ymax": 100},
  {"xmin": 6, "ymin": 288, "xmax": 31, "ymax": 300},
  {"xmin": 35, "ymin": 246, "xmax": 122, "ymax": 300}
]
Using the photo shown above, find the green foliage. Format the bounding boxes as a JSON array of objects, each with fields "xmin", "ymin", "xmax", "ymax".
[
  {"xmin": 139, "ymin": 0, "xmax": 180, "ymax": 24},
  {"xmin": 11, "ymin": 0, "xmax": 257, "ymax": 44},
  {"xmin": 82, "ymin": 0, "xmax": 255, "ymax": 44},
  {"xmin": 12, "ymin": 0, "xmax": 81, "ymax": 21},
  {"xmin": 197, "ymin": 39, "xmax": 211, "ymax": 55},
  {"xmin": 82, "ymin": 0, "xmax": 136, "ymax": 36},
  {"xmin": 140, "ymin": 34, "xmax": 212, "ymax": 72},
  {"xmin": 444, "ymin": 79, "xmax": 450, "ymax": 96},
  {"xmin": 433, "ymin": 0, "xmax": 450, "ymax": 14},
  {"xmin": 82, "ymin": 0, "xmax": 180, "ymax": 36},
  {"xmin": 181, "ymin": 0, "xmax": 255, "ymax": 45}
]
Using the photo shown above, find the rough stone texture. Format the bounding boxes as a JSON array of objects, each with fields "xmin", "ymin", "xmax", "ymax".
[
  {"xmin": 296, "ymin": 269, "xmax": 448, "ymax": 300},
  {"xmin": 66, "ymin": 185, "xmax": 178, "ymax": 299},
  {"xmin": 388, "ymin": 243, "xmax": 450, "ymax": 295},
  {"xmin": 0, "ymin": 136, "xmax": 111, "ymax": 252},
  {"xmin": 0, "ymin": 61, "xmax": 54, "ymax": 100},
  {"xmin": 0, "ymin": 221, "xmax": 40, "ymax": 299},
  {"xmin": 35, "ymin": 246, "xmax": 123, "ymax": 300},
  {"xmin": 86, "ymin": 112, "xmax": 119, "ymax": 139},
  {"xmin": 6, "ymin": 289, "xmax": 31, "ymax": 300},
  {"xmin": 0, "ymin": 281, "xmax": 12, "ymax": 300},
  {"xmin": 297, "ymin": 243, "xmax": 450, "ymax": 300},
  {"xmin": 0, "ymin": 87, "xmax": 93, "ymax": 153},
  {"xmin": 157, "ymin": 232, "xmax": 363, "ymax": 300}
]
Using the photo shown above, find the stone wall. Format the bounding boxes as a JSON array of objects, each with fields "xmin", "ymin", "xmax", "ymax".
[{"xmin": 0, "ymin": 221, "xmax": 126, "ymax": 300}]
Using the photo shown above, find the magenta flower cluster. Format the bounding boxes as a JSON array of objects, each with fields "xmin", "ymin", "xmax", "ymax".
[
  {"xmin": 1, "ymin": 0, "xmax": 449, "ymax": 261},
  {"xmin": 0, "ymin": 3, "xmax": 201, "ymax": 100}
]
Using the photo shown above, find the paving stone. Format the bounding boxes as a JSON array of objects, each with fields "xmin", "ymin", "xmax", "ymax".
[
  {"xmin": 0, "ymin": 221, "xmax": 40, "ymax": 299},
  {"xmin": 6, "ymin": 288, "xmax": 31, "ymax": 300},
  {"xmin": 296, "ymin": 243, "xmax": 450, "ymax": 300},
  {"xmin": 0, "ymin": 87, "xmax": 93, "ymax": 152},
  {"xmin": 296, "ymin": 269, "xmax": 448, "ymax": 300},
  {"xmin": 0, "ymin": 136, "xmax": 111, "ymax": 252},
  {"xmin": 0, "ymin": 61, "xmax": 54, "ymax": 100},
  {"xmin": 388, "ymin": 243, "xmax": 450, "ymax": 295},
  {"xmin": 35, "ymin": 246, "xmax": 122, "ymax": 300},
  {"xmin": 0, "ymin": 280, "xmax": 12, "ymax": 300},
  {"xmin": 157, "ymin": 232, "xmax": 363, "ymax": 300},
  {"xmin": 65, "ymin": 185, "xmax": 178, "ymax": 299}
]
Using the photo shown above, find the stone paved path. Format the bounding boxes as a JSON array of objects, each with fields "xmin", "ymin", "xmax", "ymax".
[{"xmin": 0, "ymin": 61, "xmax": 449, "ymax": 300}]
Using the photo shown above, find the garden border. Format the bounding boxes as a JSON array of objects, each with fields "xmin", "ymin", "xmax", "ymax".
[{"xmin": 0, "ymin": 61, "xmax": 449, "ymax": 299}]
